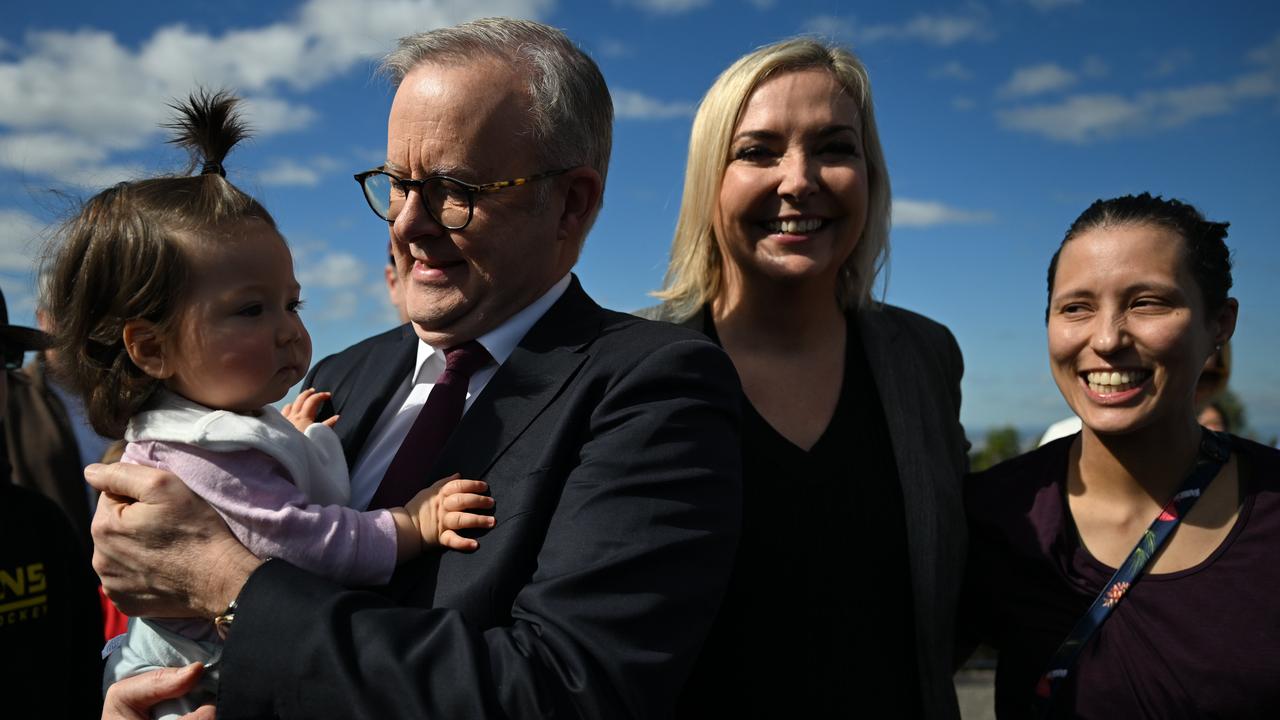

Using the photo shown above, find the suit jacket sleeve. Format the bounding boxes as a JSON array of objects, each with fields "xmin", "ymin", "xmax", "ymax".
[{"xmin": 217, "ymin": 336, "xmax": 743, "ymax": 720}]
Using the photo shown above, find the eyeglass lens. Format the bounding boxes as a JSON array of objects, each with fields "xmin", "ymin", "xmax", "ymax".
[{"xmin": 362, "ymin": 174, "xmax": 473, "ymax": 228}]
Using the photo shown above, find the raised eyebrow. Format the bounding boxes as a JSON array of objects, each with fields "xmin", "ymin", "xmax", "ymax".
[
  {"xmin": 1125, "ymin": 281, "xmax": 1184, "ymax": 296},
  {"xmin": 381, "ymin": 159, "xmax": 472, "ymax": 180},
  {"xmin": 731, "ymin": 129, "xmax": 782, "ymax": 144},
  {"xmin": 1049, "ymin": 288, "xmax": 1094, "ymax": 305},
  {"xmin": 815, "ymin": 124, "xmax": 862, "ymax": 140},
  {"xmin": 731, "ymin": 124, "xmax": 862, "ymax": 144}
]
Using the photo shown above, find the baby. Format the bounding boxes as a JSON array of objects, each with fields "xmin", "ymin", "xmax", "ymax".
[{"xmin": 43, "ymin": 90, "xmax": 493, "ymax": 718}]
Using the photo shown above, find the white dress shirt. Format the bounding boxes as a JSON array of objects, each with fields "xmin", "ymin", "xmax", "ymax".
[{"xmin": 347, "ymin": 274, "xmax": 571, "ymax": 509}]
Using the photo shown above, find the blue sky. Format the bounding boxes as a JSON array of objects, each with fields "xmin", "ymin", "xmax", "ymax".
[{"xmin": 2, "ymin": 0, "xmax": 1278, "ymax": 442}]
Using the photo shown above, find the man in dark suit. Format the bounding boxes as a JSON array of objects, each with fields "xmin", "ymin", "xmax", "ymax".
[{"xmin": 90, "ymin": 18, "xmax": 742, "ymax": 720}]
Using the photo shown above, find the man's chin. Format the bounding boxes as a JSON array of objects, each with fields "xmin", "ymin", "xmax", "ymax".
[{"xmin": 409, "ymin": 311, "xmax": 480, "ymax": 348}]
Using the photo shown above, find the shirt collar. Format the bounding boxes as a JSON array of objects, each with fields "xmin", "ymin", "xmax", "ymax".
[{"xmin": 411, "ymin": 273, "xmax": 572, "ymax": 384}]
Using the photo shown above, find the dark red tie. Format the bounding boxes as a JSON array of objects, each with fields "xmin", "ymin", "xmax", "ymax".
[{"xmin": 368, "ymin": 341, "xmax": 492, "ymax": 509}]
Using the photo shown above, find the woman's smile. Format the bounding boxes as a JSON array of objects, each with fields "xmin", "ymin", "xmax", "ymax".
[{"xmin": 714, "ymin": 68, "xmax": 868, "ymax": 291}]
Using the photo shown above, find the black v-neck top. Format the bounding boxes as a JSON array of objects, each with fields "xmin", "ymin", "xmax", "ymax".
[{"xmin": 679, "ymin": 309, "xmax": 920, "ymax": 718}]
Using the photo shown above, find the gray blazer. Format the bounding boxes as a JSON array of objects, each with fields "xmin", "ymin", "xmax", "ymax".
[{"xmin": 642, "ymin": 301, "xmax": 969, "ymax": 720}]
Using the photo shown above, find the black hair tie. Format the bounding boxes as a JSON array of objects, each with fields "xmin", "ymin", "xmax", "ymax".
[{"xmin": 201, "ymin": 160, "xmax": 226, "ymax": 177}]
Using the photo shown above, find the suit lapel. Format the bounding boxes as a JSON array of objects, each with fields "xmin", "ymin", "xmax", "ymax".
[
  {"xmin": 430, "ymin": 278, "xmax": 600, "ymax": 481},
  {"xmin": 857, "ymin": 306, "xmax": 934, "ymax": 538},
  {"xmin": 858, "ymin": 306, "xmax": 942, "ymax": 655},
  {"xmin": 855, "ymin": 308, "xmax": 926, "ymax": 509},
  {"xmin": 338, "ymin": 325, "xmax": 418, "ymax": 466}
]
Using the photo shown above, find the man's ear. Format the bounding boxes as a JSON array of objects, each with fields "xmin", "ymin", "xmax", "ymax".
[
  {"xmin": 555, "ymin": 166, "xmax": 604, "ymax": 250},
  {"xmin": 122, "ymin": 319, "xmax": 172, "ymax": 379}
]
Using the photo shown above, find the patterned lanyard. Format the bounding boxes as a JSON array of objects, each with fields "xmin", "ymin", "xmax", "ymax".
[{"xmin": 1035, "ymin": 430, "xmax": 1232, "ymax": 718}]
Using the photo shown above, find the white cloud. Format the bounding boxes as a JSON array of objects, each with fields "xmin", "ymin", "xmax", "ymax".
[
  {"xmin": 1000, "ymin": 63, "xmax": 1077, "ymax": 97},
  {"xmin": 892, "ymin": 199, "xmax": 992, "ymax": 228},
  {"xmin": 862, "ymin": 13, "xmax": 992, "ymax": 46},
  {"xmin": 613, "ymin": 89, "xmax": 696, "ymax": 120},
  {"xmin": 746, "ymin": 0, "xmax": 776, "ymax": 8},
  {"xmin": 804, "ymin": 11, "xmax": 993, "ymax": 46},
  {"xmin": 999, "ymin": 75, "xmax": 1275, "ymax": 143},
  {"xmin": 952, "ymin": 97, "xmax": 977, "ymax": 111},
  {"xmin": 619, "ymin": 0, "xmax": 710, "ymax": 14},
  {"xmin": 999, "ymin": 94, "xmax": 1141, "ymax": 142},
  {"xmin": 998, "ymin": 33, "xmax": 1280, "ymax": 143},
  {"xmin": 296, "ymin": 249, "xmax": 368, "ymax": 290},
  {"xmin": 0, "ymin": 208, "xmax": 46, "ymax": 272},
  {"xmin": 317, "ymin": 290, "xmax": 360, "ymax": 321},
  {"xmin": 0, "ymin": 0, "xmax": 551, "ymax": 188},
  {"xmin": 933, "ymin": 61, "xmax": 974, "ymax": 81},
  {"xmin": 803, "ymin": 15, "xmax": 856, "ymax": 39},
  {"xmin": 258, "ymin": 159, "xmax": 323, "ymax": 187}
]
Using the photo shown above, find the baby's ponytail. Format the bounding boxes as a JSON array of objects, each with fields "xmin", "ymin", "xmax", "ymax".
[{"xmin": 43, "ymin": 89, "xmax": 277, "ymax": 438}]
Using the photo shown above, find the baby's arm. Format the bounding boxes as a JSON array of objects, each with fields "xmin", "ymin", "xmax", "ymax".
[
  {"xmin": 125, "ymin": 441, "xmax": 397, "ymax": 585},
  {"xmin": 284, "ymin": 387, "xmax": 496, "ymax": 556},
  {"xmin": 393, "ymin": 476, "xmax": 496, "ymax": 559}
]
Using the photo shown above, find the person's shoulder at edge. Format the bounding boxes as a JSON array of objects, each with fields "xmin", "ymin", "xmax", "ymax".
[
  {"xmin": 589, "ymin": 304, "xmax": 742, "ymax": 404},
  {"xmin": 1, "ymin": 479, "xmax": 72, "ymax": 529},
  {"xmin": 632, "ymin": 303, "xmax": 671, "ymax": 323},
  {"xmin": 600, "ymin": 303, "xmax": 716, "ymax": 348},
  {"xmin": 317, "ymin": 323, "xmax": 415, "ymax": 363},
  {"xmin": 1228, "ymin": 432, "xmax": 1280, "ymax": 489},
  {"xmin": 863, "ymin": 301, "xmax": 958, "ymax": 350},
  {"xmin": 305, "ymin": 322, "xmax": 415, "ymax": 382},
  {"xmin": 965, "ymin": 435, "xmax": 1073, "ymax": 529}
]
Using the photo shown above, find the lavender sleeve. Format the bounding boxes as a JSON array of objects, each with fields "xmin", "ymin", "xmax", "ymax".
[{"xmin": 122, "ymin": 440, "xmax": 399, "ymax": 586}]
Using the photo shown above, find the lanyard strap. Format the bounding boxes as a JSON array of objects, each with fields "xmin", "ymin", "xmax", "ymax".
[{"xmin": 1035, "ymin": 430, "xmax": 1232, "ymax": 717}]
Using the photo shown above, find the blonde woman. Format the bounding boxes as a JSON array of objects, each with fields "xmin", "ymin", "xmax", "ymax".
[{"xmin": 647, "ymin": 38, "xmax": 968, "ymax": 718}]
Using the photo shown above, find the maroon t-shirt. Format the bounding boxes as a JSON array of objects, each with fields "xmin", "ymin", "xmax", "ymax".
[{"xmin": 963, "ymin": 434, "xmax": 1280, "ymax": 719}]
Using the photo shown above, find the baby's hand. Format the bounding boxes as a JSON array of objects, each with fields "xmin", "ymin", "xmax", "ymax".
[
  {"xmin": 282, "ymin": 388, "xmax": 339, "ymax": 433},
  {"xmin": 405, "ymin": 475, "xmax": 495, "ymax": 552}
]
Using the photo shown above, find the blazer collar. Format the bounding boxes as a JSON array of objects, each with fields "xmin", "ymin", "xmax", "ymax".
[
  {"xmin": 857, "ymin": 304, "xmax": 912, "ymax": 445},
  {"xmin": 337, "ymin": 324, "xmax": 419, "ymax": 464},
  {"xmin": 430, "ymin": 275, "xmax": 599, "ymax": 480}
]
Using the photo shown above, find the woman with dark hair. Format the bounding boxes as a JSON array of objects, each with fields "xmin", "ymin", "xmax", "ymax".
[
  {"xmin": 648, "ymin": 37, "xmax": 968, "ymax": 718},
  {"xmin": 963, "ymin": 193, "xmax": 1280, "ymax": 718}
]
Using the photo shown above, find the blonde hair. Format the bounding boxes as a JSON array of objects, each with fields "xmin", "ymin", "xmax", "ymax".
[{"xmin": 654, "ymin": 37, "xmax": 891, "ymax": 319}]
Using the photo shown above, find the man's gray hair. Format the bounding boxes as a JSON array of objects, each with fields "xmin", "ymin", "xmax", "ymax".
[{"xmin": 382, "ymin": 18, "xmax": 613, "ymax": 188}]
